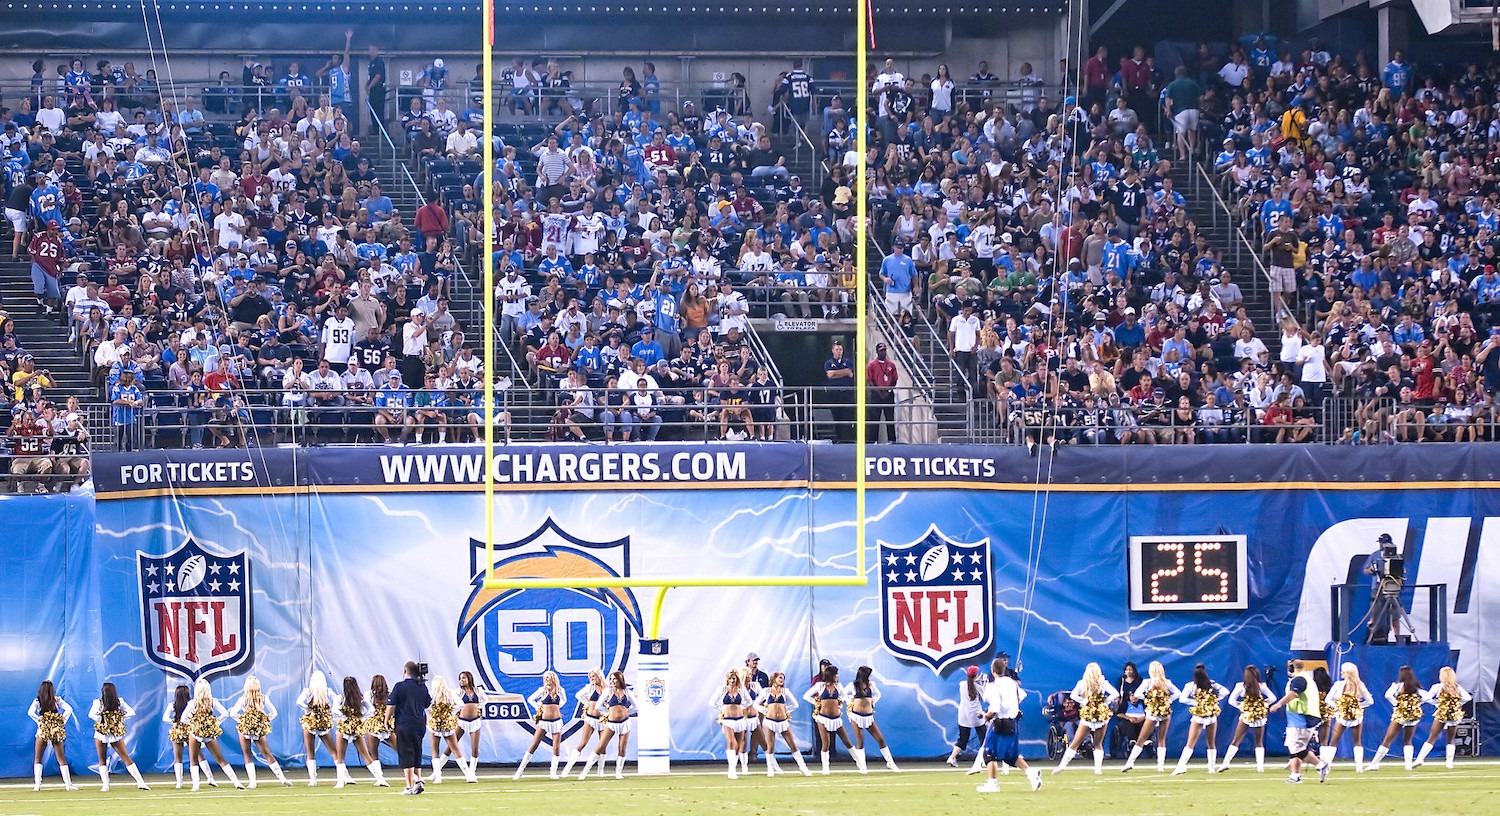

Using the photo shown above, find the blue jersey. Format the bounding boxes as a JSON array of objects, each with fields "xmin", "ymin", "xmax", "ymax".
[
  {"xmin": 30, "ymin": 184, "xmax": 64, "ymax": 226},
  {"xmin": 329, "ymin": 67, "xmax": 351, "ymax": 104},
  {"xmin": 1260, "ymin": 198, "xmax": 1294, "ymax": 229},
  {"xmin": 376, "ymin": 384, "xmax": 411, "ymax": 411},
  {"xmin": 652, "ymin": 292, "xmax": 678, "ymax": 333},
  {"xmin": 1101, "ymin": 240, "xmax": 1135, "ymax": 278}
]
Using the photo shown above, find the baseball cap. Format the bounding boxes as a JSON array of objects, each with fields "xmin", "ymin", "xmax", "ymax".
[
  {"xmin": 875, "ymin": 342, "xmax": 888, "ymax": 352},
  {"xmin": 47, "ymin": 220, "xmax": 60, "ymax": 228},
  {"xmin": 433, "ymin": 58, "xmax": 445, "ymax": 68},
  {"xmin": 388, "ymin": 371, "xmax": 402, "ymax": 380},
  {"xmin": 1123, "ymin": 307, "xmax": 1136, "ymax": 315},
  {"xmin": 965, "ymin": 666, "xmax": 980, "ymax": 678},
  {"xmin": 746, "ymin": 652, "xmax": 759, "ymax": 662}
]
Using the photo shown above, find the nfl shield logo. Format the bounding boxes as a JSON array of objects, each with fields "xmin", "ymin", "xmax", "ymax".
[
  {"xmin": 879, "ymin": 526, "xmax": 993, "ymax": 674},
  {"xmin": 138, "ymin": 538, "xmax": 252, "ymax": 681}
]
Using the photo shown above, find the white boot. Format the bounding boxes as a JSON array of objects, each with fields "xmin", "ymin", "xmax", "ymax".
[
  {"xmin": 246, "ymin": 764, "xmax": 257, "ymax": 790},
  {"xmin": 561, "ymin": 748, "xmax": 581, "ymax": 777},
  {"xmin": 173, "ymin": 761, "xmax": 183, "ymax": 789},
  {"xmin": 1219, "ymin": 744, "xmax": 1238, "ymax": 772},
  {"xmin": 306, "ymin": 760, "xmax": 318, "ymax": 786},
  {"xmin": 1402, "ymin": 744, "xmax": 1415, "ymax": 770},
  {"xmin": 549, "ymin": 752, "xmax": 560, "ymax": 779},
  {"xmin": 852, "ymin": 750, "xmax": 868, "ymax": 774},
  {"xmin": 766, "ymin": 755, "xmax": 778, "ymax": 777},
  {"xmin": 738, "ymin": 751, "xmax": 748, "ymax": 775},
  {"xmin": 613, "ymin": 756, "xmax": 625, "ymax": 780},
  {"xmin": 190, "ymin": 762, "xmax": 201, "ymax": 792},
  {"xmin": 1206, "ymin": 748, "xmax": 1217, "ymax": 775},
  {"xmin": 33, "ymin": 762, "xmax": 43, "ymax": 792},
  {"xmin": 220, "ymin": 763, "xmax": 242, "ymax": 790},
  {"xmin": 334, "ymin": 762, "xmax": 349, "ymax": 788},
  {"xmin": 726, "ymin": 755, "xmax": 738, "ymax": 779},
  {"xmin": 1319, "ymin": 745, "xmax": 1335, "ymax": 770},
  {"xmin": 1123, "ymin": 743, "xmax": 1143, "ymax": 771},
  {"xmin": 369, "ymin": 761, "xmax": 389, "ymax": 787},
  {"xmin": 1415, "ymin": 742, "xmax": 1434, "ymax": 767},
  {"xmin": 1156, "ymin": 746, "xmax": 1167, "ymax": 772},
  {"xmin": 60, "ymin": 766, "xmax": 77, "ymax": 792},
  {"xmin": 1353, "ymin": 746, "xmax": 1365, "ymax": 773},
  {"xmin": 1446, "ymin": 744, "xmax": 1456, "ymax": 769},
  {"xmin": 577, "ymin": 752, "xmax": 597, "ymax": 780},
  {"xmin": 429, "ymin": 754, "xmax": 447, "ymax": 783},
  {"xmin": 514, "ymin": 752, "xmax": 533, "ymax": 780},
  {"xmin": 464, "ymin": 754, "xmax": 479, "ymax": 782},
  {"xmin": 98, "ymin": 766, "xmax": 109, "ymax": 792},
  {"xmin": 1369, "ymin": 745, "xmax": 1388, "ymax": 770},
  {"xmin": 793, "ymin": 752, "xmax": 811, "ymax": 776},
  {"xmin": 125, "ymin": 762, "xmax": 149, "ymax": 790},
  {"xmin": 1171, "ymin": 748, "xmax": 1192, "ymax": 775},
  {"xmin": 820, "ymin": 751, "xmax": 830, "ymax": 775},
  {"xmin": 967, "ymin": 752, "xmax": 985, "ymax": 775},
  {"xmin": 1093, "ymin": 747, "xmax": 1104, "ymax": 775},
  {"xmin": 880, "ymin": 746, "xmax": 899, "ymax": 772},
  {"xmin": 1052, "ymin": 747, "xmax": 1076, "ymax": 774},
  {"xmin": 1255, "ymin": 747, "xmax": 1265, "ymax": 772},
  {"xmin": 270, "ymin": 761, "xmax": 292, "ymax": 786}
]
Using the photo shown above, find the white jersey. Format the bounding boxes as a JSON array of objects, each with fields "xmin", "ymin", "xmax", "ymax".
[
  {"xmin": 573, "ymin": 213, "xmax": 605, "ymax": 256},
  {"xmin": 541, "ymin": 213, "xmax": 574, "ymax": 254},
  {"xmin": 320, "ymin": 316, "xmax": 356, "ymax": 364}
]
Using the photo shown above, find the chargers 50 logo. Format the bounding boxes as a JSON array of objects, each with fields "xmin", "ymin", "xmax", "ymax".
[{"xmin": 457, "ymin": 518, "xmax": 642, "ymax": 734}]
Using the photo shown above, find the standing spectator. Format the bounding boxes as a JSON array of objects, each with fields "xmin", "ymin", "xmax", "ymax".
[
  {"xmin": 1083, "ymin": 46, "xmax": 1110, "ymax": 113},
  {"xmin": 1119, "ymin": 47, "xmax": 1154, "ymax": 130},
  {"xmin": 1264, "ymin": 214, "xmax": 1300, "ymax": 320},
  {"xmin": 27, "ymin": 219, "xmax": 64, "ymax": 316},
  {"xmin": 365, "ymin": 43, "xmax": 388, "ymax": 130},
  {"xmin": 1162, "ymin": 66, "xmax": 1202, "ymax": 162},
  {"xmin": 949, "ymin": 301, "xmax": 981, "ymax": 399},
  {"xmin": 389, "ymin": 662, "xmax": 432, "ymax": 796},
  {"xmin": 880, "ymin": 241, "xmax": 916, "ymax": 317},
  {"xmin": 1296, "ymin": 333, "xmax": 1329, "ymax": 410},
  {"xmin": 1381, "ymin": 50, "xmax": 1413, "ymax": 97},
  {"xmin": 109, "ymin": 369, "xmax": 145, "ymax": 451},
  {"xmin": 824, "ymin": 339, "xmax": 855, "ymax": 443},
  {"xmin": 867, "ymin": 341, "xmax": 899, "ymax": 443}
]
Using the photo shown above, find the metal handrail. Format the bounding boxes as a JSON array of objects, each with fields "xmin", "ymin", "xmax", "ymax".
[
  {"xmin": 775, "ymin": 101, "xmax": 828, "ymax": 191},
  {"xmin": 862, "ymin": 238, "xmax": 936, "ymax": 397},
  {"xmin": 1193, "ymin": 159, "xmax": 1274, "ymax": 310}
]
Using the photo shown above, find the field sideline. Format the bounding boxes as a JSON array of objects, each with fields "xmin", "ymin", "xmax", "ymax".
[{"xmin": 5, "ymin": 760, "xmax": 1500, "ymax": 815}]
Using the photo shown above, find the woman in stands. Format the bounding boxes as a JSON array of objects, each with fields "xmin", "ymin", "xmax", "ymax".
[
  {"xmin": 514, "ymin": 671, "xmax": 566, "ymax": 779},
  {"xmin": 578, "ymin": 670, "xmax": 636, "ymax": 780},
  {"xmin": 561, "ymin": 669, "xmax": 608, "ymax": 776},
  {"xmin": 454, "ymin": 671, "xmax": 483, "ymax": 782},
  {"xmin": 28, "ymin": 680, "xmax": 78, "ymax": 791},
  {"xmin": 364, "ymin": 675, "xmax": 396, "ymax": 773},
  {"xmin": 334, "ymin": 676, "xmax": 378, "ymax": 787},
  {"xmin": 425, "ymin": 674, "xmax": 474, "ymax": 783},
  {"xmin": 1218, "ymin": 665, "xmax": 1274, "ymax": 772},
  {"xmin": 1370, "ymin": 665, "xmax": 1426, "ymax": 770},
  {"xmin": 1415, "ymin": 666, "xmax": 1471, "ymax": 769},
  {"xmin": 1171, "ymin": 664, "xmax": 1228, "ymax": 775},
  {"xmin": 87, "ymin": 681, "xmax": 149, "ymax": 791},
  {"xmin": 230, "ymin": 675, "xmax": 292, "ymax": 788},
  {"xmin": 296, "ymin": 670, "xmax": 340, "ymax": 785},
  {"xmin": 805, "ymin": 664, "xmax": 862, "ymax": 774},
  {"xmin": 187, "ymin": 679, "xmax": 244, "ymax": 791},
  {"xmin": 1321, "ymin": 663, "xmax": 1375, "ymax": 772},
  {"xmin": 163, "ymin": 684, "xmax": 192, "ymax": 788},
  {"xmin": 1122, "ymin": 660, "xmax": 1179, "ymax": 772},
  {"xmin": 712, "ymin": 669, "xmax": 751, "ymax": 779},
  {"xmin": 947, "ymin": 665, "xmax": 987, "ymax": 771},
  {"xmin": 1053, "ymin": 662, "xmax": 1118, "ymax": 775},
  {"xmin": 758, "ymin": 671, "xmax": 812, "ymax": 776},
  {"xmin": 847, "ymin": 665, "xmax": 900, "ymax": 772}
]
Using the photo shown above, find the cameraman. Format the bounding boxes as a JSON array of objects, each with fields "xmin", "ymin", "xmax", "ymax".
[
  {"xmin": 1363, "ymin": 533, "xmax": 1403, "ymax": 644},
  {"xmin": 389, "ymin": 661, "xmax": 432, "ymax": 795}
]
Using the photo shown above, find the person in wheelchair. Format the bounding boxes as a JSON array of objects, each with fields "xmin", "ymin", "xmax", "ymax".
[{"xmin": 1042, "ymin": 688, "xmax": 1084, "ymax": 759}]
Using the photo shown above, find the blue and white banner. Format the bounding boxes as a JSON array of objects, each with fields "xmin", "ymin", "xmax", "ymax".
[{"xmin": 3, "ymin": 443, "xmax": 1499, "ymax": 779}]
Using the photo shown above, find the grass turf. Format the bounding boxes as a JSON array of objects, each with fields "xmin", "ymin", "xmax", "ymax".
[{"xmin": 5, "ymin": 760, "xmax": 1500, "ymax": 815}]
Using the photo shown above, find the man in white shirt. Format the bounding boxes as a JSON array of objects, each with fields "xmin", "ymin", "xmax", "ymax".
[
  {"xmin": 213, "ymin": 206, "xmax": 248, "ymax": 250},
  {"xmin": 320, "ymin": 303, "xmax": 357, "ymax": 365},
  {"xmin": 871, "ymin": 59, "xmax": 904, "ymax": 116},
  {"xmin": 35, "ymin": 96, "xmax": 67, "ymax": 134},
  {"xmin": 445, "ymin": 119, "xmax": 478, "ymax": 158},
  {"xmin": 401, "ymin": 309, "xmax": 429, "ymax": 386},
  {"xmin": 948, "ymin": 301, "xmax": 981, "ymax": 397},
  {"xmin": 975, "ymin": 656, "xmax": 1042, "ymax": 793},
  {"xmin": 1296, "ymin": 334, "xmax": 1328, "ymax": 406},
  {"xmin": 495, "ymin": 267, "xmax": 531, "ymax": 347},
  {"xmin": 714, "ymin": 281, "xmax": 749, "ymax": 334}
]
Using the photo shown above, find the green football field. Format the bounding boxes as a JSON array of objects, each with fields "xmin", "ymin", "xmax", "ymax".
[{"xmin": 5, "ymin": 760, "xmax": 1499, "ymax": 815}]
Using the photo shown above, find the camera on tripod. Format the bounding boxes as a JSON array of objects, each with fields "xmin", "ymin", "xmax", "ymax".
[
  {"xmin": 1378, "ymin": 533, "xmax": 1404, "ymax": 595},
  {"xmin": 415, "ymin": 662, "xmax": 430, "ymax": 683}
]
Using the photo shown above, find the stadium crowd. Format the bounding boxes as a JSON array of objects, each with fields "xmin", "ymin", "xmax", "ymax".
[{"xmin": 866, "ymin": 40, "xmax": 1500, "ymax": 445}]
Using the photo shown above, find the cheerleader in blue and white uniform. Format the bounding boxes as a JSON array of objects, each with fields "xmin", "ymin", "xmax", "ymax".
[
  {"xmin": 560, "ymin": 669, "xmax": 607, "ymax": 777},
  {"xmin": 846, "ymin": 666, "xmax": 899, "ymax": 772},
  {"xmin": 296, "ymin": 670, "xmax": 340, "ymax": 786},
  {"xmin": 1415, "ymin": 667, "xmax": 1472, "ymax": 769},
  {"xmin": 514, "ymin": 671, "xmax": 566, "ymax": 779},
  {"xmin": 804, "ymin": 665, "xmax": 862, "ymax": 775},
  {"xmin": 451, "ymin": 672, "xmax": 483, "ymax": 783},
  {"xmin": 186, "ymin": 679, "xmax": 244, "ymax": 791},
  {"xmin": 712, "ymin": 669, "xmax": 752, "ymax": 779},
  {"xmin": 1320, "ymin": 663, "xmax": 1375, "ymax": 772},
  {"xmin": 756, "ymin": 671, "xmax": 812, "ymax": 776},
  {"xmin": 1122, "ymin": 660, "xmax": 1178, "ymax": 772},
  {"xmin": 28, "ymin": 680, "xmax": 78, "ymax": 791},
  {"xmin": 578, "ymin": 671, "xmax": 636, "ymax": 780},
  {"xmin": 1052, "ymin": 663, "xmax": 1118, "ymax": 775},
  {"xmin": 1370, "ymin": 665, "xmax": 1426, "ymax": 771},
  {"xmin": 1171, "ymin": 664, "xmax": 1228, "ymax": 776},
  {"xmin": 163, "ymin": 684, "xmax": 195, "ymax": 788},
  {"xmin": 88, "ymin": 681, "xmax": 150, "ymax": 791},
  {"xmin": 737, "ymin": 668, "xmax": 768, "ymax": 777},
  {"xmin": 230, "ymin": 675, "xmax": 293, "ymax": 789},
  {"xmin": 1218, "ymin": 665, "xmax": 1275, "ymax": 772}
]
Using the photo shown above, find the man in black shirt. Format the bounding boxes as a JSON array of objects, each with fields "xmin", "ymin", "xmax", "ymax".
[{"xmin": 389, "ymin": 661, "xmax": 432, "ymax": 794}]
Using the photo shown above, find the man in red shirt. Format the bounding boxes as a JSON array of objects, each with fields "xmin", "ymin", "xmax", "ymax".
[
  {"xmin": 27, "ymin": 220, "xmax": 65, "ymax": 316},
  {"xmin": 1119, "ymin": 46, "xmax": 1154, "ymax": 127},
  {"xmin": 1411, "ymin": 342, "xmax": 1436, "ymax": 403},
  {"xmin": 413, "ymin": 192, "xmax": 451, "ymax": 247},
  {"xmin": 867, "ymin": 341, "xmax": 900, "ymax": 443},
  {"xmin": 8, "ymin": 409, "xmax": 53, "ymax": 494},
  {"xmin": 1261, "ymin": 392, "xmax": 1294, "ymax": 443},
  {"xmin": 1083, "ymin": 46, "xmax": 1110, "ymax": 113}
]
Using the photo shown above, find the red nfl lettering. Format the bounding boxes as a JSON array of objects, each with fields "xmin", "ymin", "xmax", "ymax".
[
  {"xmin": 879, "ymin": 527, "xmax": 994, "ymax": 674},
  {"xmin": 139, "ymin": 538, "xmax": 253, "ymax": 681}
]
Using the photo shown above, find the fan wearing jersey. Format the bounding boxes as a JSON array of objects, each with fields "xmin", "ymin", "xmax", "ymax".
[
  {"xmin": 8, "ymin": 408, "xmax": 53, "ymax": 494},
  {"xmin": 27, "ymin": 219, "xmax": 65, "ymax": 315},
  {"xmin": 540, "ymin": 202, "xmax": 575, "ymax": 255},
  {"xmin": 321, "ymin": 304, "xmax": 356, "ymax": 365}
]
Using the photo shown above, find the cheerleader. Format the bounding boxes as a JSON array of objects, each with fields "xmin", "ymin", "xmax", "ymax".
[
  {"xmin": 162, "ymin": 684, "xmax": 195, "ymax": 788},
  {"xmin": 296, "ymin": 670, "xmax": 340, "ymax": 786},
  {"xmin": 1369, "ymin": 665, "xmax": 1426, "ymax": 771},
  {"xmin": 1312, "ymin": 666, "xmax": 1334, "ymax": 747},
  {"xmin": 947, "ymin": 666, "xmax": 986, "ymax": 773},
  {"xmin": 577, "ymin": 670, "xmax": 636, "ymax": 780},
  {"xmin": 363, "ymin": 675, "xmax": 396, "ymax": 769},
  {"xmin": 1170, "ymin": 664, "xmax": 1228, "ymax": 776},
  {"xmin": 847, "ymin": 666, "xmax": 900, "ymax": 772},
  {"xmin": 28, "ymin": 680, "xmax": 78, "ymax": 791},
  {"xmin": 88, "ymin": 682, "xmax": 150, "ymax": 791},
  {"xmin": 1217, "ymin": 665, "xmax": 1274, "ymax": 773},
  {"xmin": 711, "ymin": 669, "xmax": 752, "ymax": 779},
  {"xmin": 514, "ymin": 671, "xmax": 566, "ymax": 779},
  {"xmin": 1319, "ymin": 663, "xmax": 1375, "ymax": 772},
  {"xmin": 455, "ymin": 672, "xmax": 483, "ymax": 781},
  {"xmin": 756, "ymin": 671, "xmax": 812, "ymax": 776},
  {"xmin": 1121, "ymin": 660, "xmax": 1179, "ymax": 772},
  {"xmin": 186, "ymin": 679, "xmax": 244, "ymax": 791},
  {"xmin": 1414, "ymin": 666, "xmax": 1472, "ymax": 769},
  {"xmin": 426, "ymin": 675, "xmax": 476, "ymax": 783},
  {"xmin": 335, "ymin": 676, "xmax": 383, "ymax": 787},
  {"xmin": 804, "ymin": 665, "xmax": 863, "ymax": 775},
  {"xmin": 738, "ymin": 668, "xmax": 769, "ymax": 777},
  {"xmin": 230, "ymin": 676, "xmax": 292, "ymax": 788},
  {"xmin": 1052, "ymin": 662, "xmax": 1118, "ymax": 775},
  {"xmin": 560, "ymin": 669, "xmax": 607, "ymax": 776}
]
